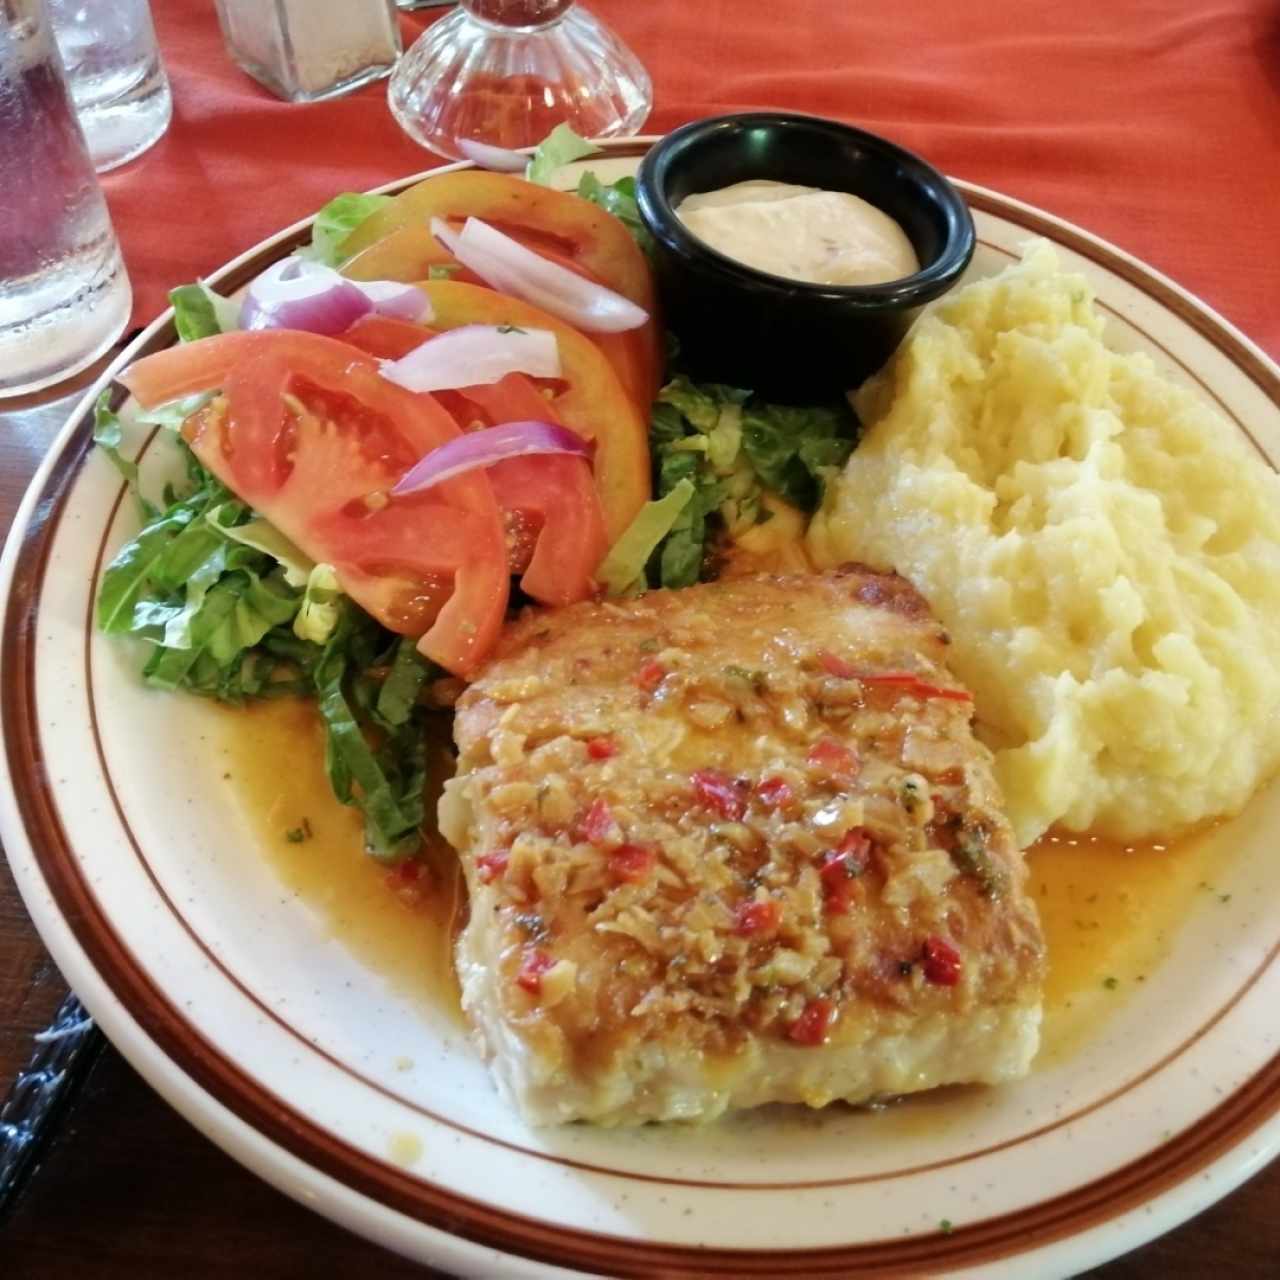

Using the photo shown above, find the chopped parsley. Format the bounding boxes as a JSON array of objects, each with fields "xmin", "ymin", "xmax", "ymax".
[{"xmin": 284, "ymin": 818, "xmax": 313, "ymax": 844}]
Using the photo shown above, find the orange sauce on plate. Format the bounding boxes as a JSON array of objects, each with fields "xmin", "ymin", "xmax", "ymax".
[
  {"xmin": 215, "ymin": 698, "xmax": 463, "ymax": 1017},
  {"xmin": 1026, "ymin": 824, "xmax": 1227, "ymax": 1063},
  {"xmin": 216, "ymin": 698, "xmax": 1233, "ymax": 1066}
]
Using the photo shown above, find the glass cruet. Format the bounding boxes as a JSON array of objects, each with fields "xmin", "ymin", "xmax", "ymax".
[{"xmin": 388, "ymin": 0, "xmax": 651, "ymax": 161}]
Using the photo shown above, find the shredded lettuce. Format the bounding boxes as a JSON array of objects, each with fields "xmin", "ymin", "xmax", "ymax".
[
  {"xmin": 170, "ymin": 281, "xmax": 240, "ymax": 342},
  {"xmin": 314, "ymin": 608, "xmax": 429, "ymax": 859},
  {"xmin": 303, "ymin": 191, "xmax": 393, "ymax": 267},
  {"xmin": 137, "ymin": 392, "xmax": 215, "ymax": 432},
  {"xmin": 646, "ymin": 378, "xmax": 859, "ymax": 588},
  {"xmin": 293, "ymin": 563, "xmax": 342, "ymax": 643},
  {"xmin": 740, "ymin": 402, "xmax": 858, "ymax": 511},
  {"xmin": 93, "ymin": 433, "xmax": 426, "ymax": 856},
  {"xmin": 576, "ymin": 171, "xmax": 654, "ymax": 256},
  {"xmin": 209, "ymin": 506, "xmax": 315, "ymax": 588},
  {"xmin": 525, "ymin": 123, "xmax": 601, "ymax": 186},
  {"xmin": 597, "ymin": 478, "xmax": 695, "ymax": 595},
  {"xmin": 375, "ymin": 636, "xmax": 431, "ymax": 728},
  {"xmin": 92, "ymin": 392, "xmax": 153, "ymax": 516}
]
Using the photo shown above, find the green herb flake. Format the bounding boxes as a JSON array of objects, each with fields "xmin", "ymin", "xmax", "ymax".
[
  {"xmin": 950, "ymin": 828, "xmax": 1009, "ymax": 900},
  {"xmin": 284, "ymin": 818, "xmax": 313, "ymax": 844},
  {"xmin": 939, "ymin": 1219, "xmax": 954, "ymax": 1235},
  {"xmin": 723, "ymin": 664, "xmax": 766, "ymax": 695},
  {"xmin": 1103, "ymin": 976, "xmax": 1119, "ymax": 990}
]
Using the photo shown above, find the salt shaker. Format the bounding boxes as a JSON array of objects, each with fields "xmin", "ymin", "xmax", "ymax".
[{"xmin": 214, "ymin": 0, "xmax": 402, "ymax": 103}]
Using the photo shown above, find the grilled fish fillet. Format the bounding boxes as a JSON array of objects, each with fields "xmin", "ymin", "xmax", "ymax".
[{"xmin": 440, "ymin": 569, "xmax": 1046, "ymax": 1125}]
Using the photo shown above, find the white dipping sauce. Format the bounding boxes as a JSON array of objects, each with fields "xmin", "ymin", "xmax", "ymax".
[{"xmin": 676, "ymin": 180, "xmax": 920, "ymax": 287}]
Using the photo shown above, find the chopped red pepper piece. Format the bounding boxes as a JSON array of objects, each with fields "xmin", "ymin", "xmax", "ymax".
[
  {"xmin": 755, "ymin": 775, "xmax": 794, "ymax": 811},
  {"xmin": 635, "ymin": 658, "xmax": 666, "ymax": 692},
  {"xmin": 586, "ymin": 735, "xmax": 618, "ymax": 761},
  {"xmin": 817, "ymin": 649, "xmax": 858, "ymax": 679},
  {"xmin": 922, "ymin": 935, "xmax": 962, "ymax": 986},
  {"xmin": 691, "ymin": 768, "xmax": 748, "ymax": 820},
  {"xmin": 476, "ymin": 851, "xmax": 509, "ymax": 884},
  {"xmin": 384, "ymin": 858, "xmax": 427, "ymax": 907},
  {"xmin": 788, "ymin": 996, "xmax": 836, "ymax": 1046},
  {"xmin": 807, "ymin": 736, "xmax": 860, "ymax": 780},
  {"xmin": 735, "ymin": 899, "xmax": 781, "ymax": 936},
  {"xmin": 860, "ymin": 671, "xmax": 973, "ymax": 702},
  {"xmin": 819, "ymin": 832, "xmax": 869, "ymax": 914},
  {"xmin": 610, "ymin": 843, "xmax": 655, "ymax": 883},
  {"xmin": 834, "ymin": 828, "xmax": 872, "ymax": 866},
  {"xmin": 580, "ymin": 797, "xmax": 619, "ymax": 846},
  {"xmin": 387, "ymin": 859, "xmax": 423, "ymax": 886},
  {"xmin": 516, "ymin": 948, "xmax": 555, "ymax": 994}
]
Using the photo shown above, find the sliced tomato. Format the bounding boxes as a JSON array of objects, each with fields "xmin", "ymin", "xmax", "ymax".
[
  {"xmin": 340, "ymin": 170, "xmax": 653, "ymax": 309},
  {"xmin": 122, "ymin": 331, "xmax": 508, "ymax": 676},
  {"xmin": 413, "ymin": 282, "xmax": 650, "ymax": 543},
  {"xmin": 341, "ymin": 314, "xmax": 607, "ymax": 605},
  {"xmin": 343, "ymin": 225, "xmax": 659, "ymax": 407}
]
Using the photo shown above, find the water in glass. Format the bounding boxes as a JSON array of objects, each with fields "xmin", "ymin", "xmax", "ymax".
[
  {"xmin": 0, "ymin": 0, "xmax": 131, "ymax": 397},
  {"xmin": 48, "ymin": 0, "xmax": 170, "ymax": 172}
]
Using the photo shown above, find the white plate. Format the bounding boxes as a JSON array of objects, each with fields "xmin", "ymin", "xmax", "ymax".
[{"xmin": 3, "ymin": 139, "xmax": 1279, "ymax": 1278}]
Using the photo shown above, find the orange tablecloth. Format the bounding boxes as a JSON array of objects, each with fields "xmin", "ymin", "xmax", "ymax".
[{"xmin": 107, "ymin": 1, "xmax": 1280, "ymax": 361}]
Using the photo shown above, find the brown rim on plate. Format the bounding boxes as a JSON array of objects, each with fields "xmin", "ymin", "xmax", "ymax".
[{"xmin": 4, "ymin": 142, "xmax": 1280, "ymax": 1274}]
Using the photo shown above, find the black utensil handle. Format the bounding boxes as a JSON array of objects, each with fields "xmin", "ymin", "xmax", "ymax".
[{"xmin": 0, "ymin": 992, "xmax": 104, "ymax": 1216}]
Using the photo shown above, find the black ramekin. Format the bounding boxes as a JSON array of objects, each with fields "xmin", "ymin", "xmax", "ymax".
[{"xmin": 636, "ymin": 112, "xmax": 976, "ymax": 401}]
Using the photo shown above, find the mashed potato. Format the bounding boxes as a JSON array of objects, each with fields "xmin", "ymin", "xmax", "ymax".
[{"xmin": 808, "ymin": 242, "xmax": 1280, "ymax": 845}]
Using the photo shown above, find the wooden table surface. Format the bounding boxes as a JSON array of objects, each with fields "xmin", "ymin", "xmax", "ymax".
[{"xmin": 1, "ymin": 370, "xmax": 1278, "ymax": 1277}]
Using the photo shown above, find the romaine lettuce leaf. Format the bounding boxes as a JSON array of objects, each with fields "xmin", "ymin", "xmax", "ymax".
[
  {"xmin": 645, "ymin": 377, "xmax": 859, "ymax": 588},
  {"xmin": 375, "ymin": 637, "xmax": 432, "ymax": 729},
  {"xmin": 314, "ymin": 606, "xmax": 426, "ymax": 859},
  {"xmin": 301, "ymin": 191, "xmax": 393, "ymax": 267},
  {"xmin": 597, "ymin": 478, "xmax": 695, "ymax": 595},
  {"xmin": 525, "ymin": 123, "xmax": 601, "ymax": 186},
  {"xmin": 740, "ymin": 402, "xmax": 857, "ymax": 509},
  {"xmin": 576, "ymin": 171, "xmax": 654, "ymax": 256},
  {"xmin": 95, "ymin": 432, "xmax": 431, "ymax": 856},
  {"xmin": 210, "ymin": 505, "xmax": 315, "ymax": 588},
  {"xmin": 169, "ymin": 281, "xmax": 240, "ymax": 342},
  {"xmin": 92, "ymin": 391, "xmax": 153, "ymax": 517},
  {"xmin": 293, "ymin": 563, "xmax": 342, "ymax": 643}
]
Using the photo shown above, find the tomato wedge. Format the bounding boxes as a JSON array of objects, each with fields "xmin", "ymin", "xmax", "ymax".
[
  {"xmin": 342, "ymin": 223, "xmax": 658, "ymax": 407},
  {"xmin": 409, "ymin": 281, "xmax": 650, "ymax": 543},
  {"xmin": 341, "ymin": 314, "xmax": 607, "ymax": 606},
  {"xmin": 120, "ymin": 331, "xmax": 509, "ymax": 676}
]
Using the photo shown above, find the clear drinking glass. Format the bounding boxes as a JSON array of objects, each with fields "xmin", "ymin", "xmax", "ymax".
[
  {"xmin": 0, "ymin": 0, "xmax": 131, "ymax": 397},
  {"xmin": 47, "ymin": 0, "xmax": 171, "ymax": 172},
  {"xmin": 388, "ymin": 0, "xmax": 651, "ymax": 161}
]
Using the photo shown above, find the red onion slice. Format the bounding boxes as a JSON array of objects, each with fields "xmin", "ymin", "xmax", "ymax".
[
  {"xmin": 380, "ymin": 324, "xmax": 561, "ymax": 393},
  {"xmin": 354, "ymin": 278, "xmax": 432, "ymax": 323},
  {"xmin": 430, "ymin": 216, "xmax": 648, "ymax": 334},
  {"xmin": 392, "ymin": 420, "xmax": 592, "ymax": 496},
  {"xmin": 241, "ymin": 258, "xmax": 374, "ymax": 335},
  {"xmin": 241, "ymin": 259, "xmax": 433, "ymax": 335},
  {"xmin": 457, "ymin": 138, "xmax": 528, "ymax": 173}
]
